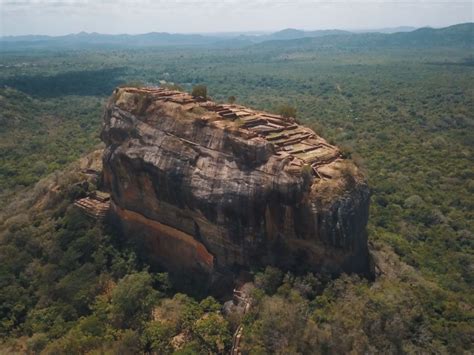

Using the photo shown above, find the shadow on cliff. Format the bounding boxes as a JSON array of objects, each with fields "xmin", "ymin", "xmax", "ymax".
[
  {"xmin": 105, "ymin": 212, "xmax": 216, "ymax": 299},
  {"xmin": 2, "ymin": 67, "xmax": 127, "ymax": 98}
]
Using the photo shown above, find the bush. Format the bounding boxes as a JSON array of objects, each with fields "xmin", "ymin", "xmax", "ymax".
[
  {"xmin": 142, "ymin": 320, "xmax": 174, "ymax": 353},
  {"xmin": 191, "ymin": 85, "xmax": 207, "ymax": 99},
  {"xmin": 121, "ymin": 80, "xmax": 145, "ymax": 88},
  {"xmin": 112, "ymin": 329, "xmax": 141, "ymax": 354},
  {"xmin": 244, "ymin": 295, "xmax": 307, "ymax": 354},
  {"xmin": 278, "ymin": 104, "xmax": 297, "ymax": 118},
  {"xmin": 255, "ymin": 266, "xmax": 284, "ymax": 295},
  {"xmin": 109, "ymin": 272, "xmax": 160, "ymax": 328},
  {"xmin": 193, "ymin": 313, "xmax": 231, "ymax": 353},
  {"xmin": 199, "ymin": 296, "xmax": 221, "ymax": 312},
  {"xmin": 26, "ymin": 333, "xmax": 49, "ymax": 353},
  {"xmin": 161, "ymin": 82, "xmax": 184, "ymax": 91}
]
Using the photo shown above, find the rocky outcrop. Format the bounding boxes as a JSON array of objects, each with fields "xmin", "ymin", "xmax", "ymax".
[{"xmin": 101, "ymin": 87, "xmax": 370, "ymax": 289}]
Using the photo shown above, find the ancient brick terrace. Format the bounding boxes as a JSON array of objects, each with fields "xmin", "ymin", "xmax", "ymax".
[
  {"xmin": 121, "ymin": 87, "xmax": 342, "ymax": 180},
  {"xmin": 74, "ymin": 191, "xmax": 110, "ymax": 221}
]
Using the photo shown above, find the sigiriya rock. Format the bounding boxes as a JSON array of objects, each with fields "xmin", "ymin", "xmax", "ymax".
[{"xmin": 101, "ymin": 87, "xmax": 371, "ymax": 288}]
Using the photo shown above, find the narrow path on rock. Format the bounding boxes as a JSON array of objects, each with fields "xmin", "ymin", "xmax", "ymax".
[{"xmin": 230, "ymin": 287, "xmax": 252, "ymax": 355}]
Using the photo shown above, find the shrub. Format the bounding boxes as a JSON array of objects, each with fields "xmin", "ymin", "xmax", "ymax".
[
  {"xmin": 255, "ymin": 266, "xmax": 284, "ymax": 295},
  {"xmin": 340, "ymin": 163, "xmax": 358, "ymax": 190},
  {"xmin": 109, "ymin": 272, "xmax": 160, "ymax": 329},
  {"xmin": 26, "ymin": 333, "xmax": 49, "ymax": 353},
  {"xmin": 121, "ymin": 80, "xmax": 145, "ymax": 88},
  {"xmin": 191, "ymin": 85, "xmax": 207, "ymax": 99},
  {"xmin": 278, "ymin": 104, "xmax": 297, "ymax": 118},
  {"xmin": 161, "ymin": 82, "xmax": 184, "ymax": 91},
  {"xmin": 142, "ymin": 320, "xmax": 174, "ymax": 354},
  {"xmin": 193, "ymin": 313, "xmax": 231, "ymax": 353}
]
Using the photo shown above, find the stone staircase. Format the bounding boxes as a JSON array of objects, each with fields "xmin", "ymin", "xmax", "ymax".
[{"xmin": 230, "ymin": 287, "xmax": 252, "ymax": 355}]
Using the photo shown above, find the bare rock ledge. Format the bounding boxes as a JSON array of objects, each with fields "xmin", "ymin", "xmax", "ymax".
[{"xmin": 101, "ymin": 87, "xmax": 371, "ymax": 290}]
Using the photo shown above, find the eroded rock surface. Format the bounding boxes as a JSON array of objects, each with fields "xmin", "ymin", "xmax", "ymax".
[{"xmin": 101, "ymin": 87, "xmax": 370, "ymax": 288}]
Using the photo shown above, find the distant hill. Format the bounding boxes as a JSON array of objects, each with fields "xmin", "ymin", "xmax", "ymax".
[
  {"xmin": 0, "ymin": 31, "xmax": 224, "ymax": 49},
  {"xmin": 254, "ymin": 23, "xmax": 474, "ymax": 50},
  {"xmin": 211, "ymin": 28, "xmax": 352, "ymax": 47},
  {"xmin": 261, "ymin": 28, "xmax": 350, "ymax": 41},
  {"xmin": 1, "ymin": 23, "xmax": 472, "ymax": 50},
  {"xmin": 0, "ymin": 28, "xmax": 350, "ymax": 49},
  {"xmin": 352, "ymin": 26, "xmax": 417, "ymax": 34}
]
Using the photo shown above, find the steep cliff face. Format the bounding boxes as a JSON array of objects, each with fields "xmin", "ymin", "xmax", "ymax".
[{"xmin": 101, "ymin": 87, "xmax": 370, "ymax": 287}]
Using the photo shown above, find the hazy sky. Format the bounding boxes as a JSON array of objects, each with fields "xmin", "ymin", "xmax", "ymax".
[{"xmin": 1, "ymin": 0, "xmax": 472, "ymax": 36}]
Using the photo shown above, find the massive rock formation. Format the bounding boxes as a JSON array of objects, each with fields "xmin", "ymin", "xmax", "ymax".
[{"xmin": 101, "ymin": 87, "xmax": 370, "ymax": 288}]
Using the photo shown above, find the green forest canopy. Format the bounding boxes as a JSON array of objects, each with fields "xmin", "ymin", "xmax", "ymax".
[{"xmin": 0, "ymin": 27, "xmax": 472, "ymax": 353}]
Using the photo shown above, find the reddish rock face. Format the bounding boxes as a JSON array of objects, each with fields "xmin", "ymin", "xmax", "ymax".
[{"xmin": 101, "ymin": 87, "xmax": 371, "ymax": 289}]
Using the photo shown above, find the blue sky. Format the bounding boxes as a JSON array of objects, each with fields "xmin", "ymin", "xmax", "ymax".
[{"xmin": 1, "ymin": 0, "xmax": 472, "ymax": 36}]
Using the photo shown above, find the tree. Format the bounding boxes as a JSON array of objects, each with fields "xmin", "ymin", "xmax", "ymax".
[
  {"xmin": 228, "ymin": 95, "xmax": 236, "ymax": 104},
  {"xmin": 255, "ymin": 266, "xmax": 284, "ymax": 295},
  {"xmin": 193, "ymin": 313, "xmax": 231, "ymax": 353},
  {"xmin": 199, "ymin": 296, "xmax": 221, "ymax": 312},
  {"xmin": 142, "ymin": 320, "xmax": 174, "ymax": 353},
  {"xmin": 278, "ymin": 104, "xmax": 297, "ymax": 118},
  {"xmin": 244, "ymin": 294, "xmax": 308, "ymax": 354},
  {"xmin": 110, "ymin": 272, "xmax": 160, "ymax": 329},
  {"xmin": 191, "ymin": 85, "xmax": 207, "ymax": 99}
]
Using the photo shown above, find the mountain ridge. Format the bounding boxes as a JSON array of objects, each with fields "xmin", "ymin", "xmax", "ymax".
[
  {"xmin": 2, "ymin": 23, "xmax": 471, "ymax": 49},
  {"xmin": 252, "ymin": 22, "xmax": 474, "ymax": 49}
]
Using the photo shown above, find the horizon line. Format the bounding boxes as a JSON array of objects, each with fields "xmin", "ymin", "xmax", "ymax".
[{"xmin": 2, "ymin": 22, "xmax": 473, "ymax": 38}]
